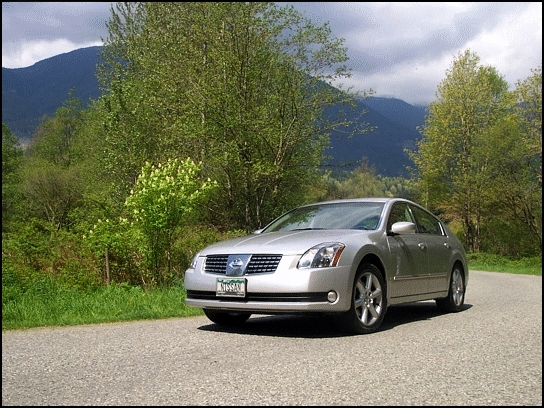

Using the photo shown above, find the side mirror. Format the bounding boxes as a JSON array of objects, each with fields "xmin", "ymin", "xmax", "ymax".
[{"xmin": 390, "ymin": 221, "xmax": 416, "ymax": 235}]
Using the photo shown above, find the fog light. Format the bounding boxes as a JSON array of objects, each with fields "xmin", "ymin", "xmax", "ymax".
[{"xmin": 327, "ymin": 291, "xmax": 338, "ymax": 303}]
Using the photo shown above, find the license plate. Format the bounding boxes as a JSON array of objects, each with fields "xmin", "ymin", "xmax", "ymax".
[{"xmin": 216, "ymin": 278, "xmax": 246, "ymax": 297}]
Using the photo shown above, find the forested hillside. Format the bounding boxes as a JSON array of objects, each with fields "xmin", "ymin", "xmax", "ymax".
[
  {"xmin": 2, "ymin": 46, "xmax": 426, "ymax": 176},
  {"xmin": 2, "ymin": 47, "xmax": 102, "ymax": 141}
]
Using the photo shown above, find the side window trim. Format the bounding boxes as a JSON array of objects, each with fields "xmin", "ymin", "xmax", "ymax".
[{"xmin": 409, "ymin": 204, "xmax": 445, "ymax": 236}]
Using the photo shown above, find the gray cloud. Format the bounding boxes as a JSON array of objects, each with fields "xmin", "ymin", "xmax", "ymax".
[
  {"xmin": 2, "ymin": 2, "xmax": 541, "ymax": 105},
  {"xmin": 2, "ymin": 2, "xmax": 112, "ymax": 42}
]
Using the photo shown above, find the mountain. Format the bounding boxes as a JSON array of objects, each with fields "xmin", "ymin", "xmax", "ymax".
[
  {"xmin": 2, "ymin": 46, "xmax": 102, "ymax": 141},
  {"xmin": 325, "ymin": 96, "xmax": 426, "ymax": 176},
  {"xmin": 2, "ymin": 46, "xmax": 427, "ymax": 177}
]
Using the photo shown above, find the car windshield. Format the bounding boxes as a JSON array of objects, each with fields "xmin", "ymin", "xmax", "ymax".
[{"xmin": 262, "ymin": 202, "xmax": 385, "ymax": 232}]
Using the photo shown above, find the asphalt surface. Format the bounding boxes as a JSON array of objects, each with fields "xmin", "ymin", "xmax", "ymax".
[{"xmin": 2, "ymin": 271, "xmax": 542, "ymax": 406}]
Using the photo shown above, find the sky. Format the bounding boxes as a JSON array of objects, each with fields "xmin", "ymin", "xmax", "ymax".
[{"xmin": 2, "ymin": 2, "xmax": 542, "ymax": 106}]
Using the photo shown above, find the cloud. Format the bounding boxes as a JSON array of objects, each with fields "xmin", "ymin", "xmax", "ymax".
[
  {"xmin": 2, "ymin": 2, "xmax": 541, "ymax": 105},
  {"xmin": 300, "ymin": 2, "xmax": 542, "ymax": 105},
  {"xmin": 463, "ymin": 2, "xmax": 542, "ymax": 85},
  {"xmin": 2, "ymin": 38, "xmax": 103, "ymax": 68},
  {"xmin": 2, "ymin": 2, "xmax": 111, "ymax": 68}
]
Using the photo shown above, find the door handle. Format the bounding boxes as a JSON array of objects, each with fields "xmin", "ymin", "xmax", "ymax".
[
  {"xmin": 444, "ymin": 242, "xmax": 451, "ymax": 249},
  {"xmin": 418, "ymin": 243, "xmax": 426, "ymax": 250}
]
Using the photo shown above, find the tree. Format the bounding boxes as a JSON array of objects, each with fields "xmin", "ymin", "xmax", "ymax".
[
  {"xmin": 2, "ymin": 123, "xmax": 24, "ymax": 232},
  {"xmin": 28, "ymin": 89, "xmax": 85, "ymax": 168},
  {"xmin": 97, "ymin": 2, "xmax": 371, "ymax": 231},
  {"xmin": 21, "ymin": 160, "xmax": 84, "ymax": 232},
  {"xmin": 471, "ymin": 115, "xmax": 541, "ymax": 254},
  {"xmin": 514, "ymin": 65, "xmax": 542, "ymax": 186},
  {"xmin": 409, "ymin": 50, "xmax": 511, "ymax": 252},
  {"xmin": 502, "ymin": 65, "xmax": 542, "ymax": 252},
  {"xmin": 19, "ymin": 91, "xmax": 88, "ymax": 232}
]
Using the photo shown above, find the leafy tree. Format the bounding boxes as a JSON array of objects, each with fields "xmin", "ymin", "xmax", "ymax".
[
  {"xmin": 2, "ymin": 123, "xmax": 24, "ymax": 232},
  {"xmin": 409, "ymin": 50, "xmax": 511, "ymax": 252},
  {"xmin": 2, "ymin": 95, "xmax": 107, "ymax": 292},
  {"xmin": 475, "ymin": 116, "xmax": 542, "ymax": 254},
  {"xmin": 19, "ymin": 91, "xmax": 89, "ymax": 232},
  {"xmin": 308, "ymin": 159, "xmax": 414, "ymax": 203},
  {"xmin": 498, "ymin": 65, "xmax": 542, "ymax": 252},
  {"xmin": 28, "ymin": 89, "xmax": 84, "ymax": 168},
  {"xmin": 97, "ymin": 2, "xmax": 371, "ymax": 231},
  {"xmin": 21, "ymin": 160, "xmax": 84, "ymax": 232},
  {"xmin": 337, "ymin": 159, "xmax": 386, "ymax": 198},
  {"xmin": 514, "ymin": 65, "xmax": 542, "ymax": 186}
]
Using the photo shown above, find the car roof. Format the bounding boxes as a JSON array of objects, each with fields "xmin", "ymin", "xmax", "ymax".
[{"xmin": 300, "ymin": 197, "xmax": 407, "ymax": 206}]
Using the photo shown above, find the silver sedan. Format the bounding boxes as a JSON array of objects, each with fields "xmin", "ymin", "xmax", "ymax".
[{"xmin": 184, "ymin": 198, "xmax": 468, "ymax": 334}]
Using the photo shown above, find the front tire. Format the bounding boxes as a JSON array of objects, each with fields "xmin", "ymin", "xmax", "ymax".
[
  {"xmin": 341, "ymin": 264, "xmax": 387, "ymax": 334},
  {"xmin": 436, "ymin": 264, "xmax": 465, "ymax": 313},
  {"xmin": 204, "ymin": 310, "xmax": 252, "ymax": 326}
]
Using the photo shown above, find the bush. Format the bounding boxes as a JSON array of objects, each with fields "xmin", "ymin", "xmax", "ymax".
[{"xmin": 2, "ymin": 220, "xmax": 103, "ymax": 291}]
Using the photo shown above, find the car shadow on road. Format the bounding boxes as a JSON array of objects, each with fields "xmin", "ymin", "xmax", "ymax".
[{"xmin": 197, "ymin": 301, "xmax": 473, "ymax": 338}]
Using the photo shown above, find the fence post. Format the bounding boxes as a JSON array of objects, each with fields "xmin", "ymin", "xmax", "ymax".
[{"xmin": 105, "ymin": 247, "xmax": 111, "ymax": 285}]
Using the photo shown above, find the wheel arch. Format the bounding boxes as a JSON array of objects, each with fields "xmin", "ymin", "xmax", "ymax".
[
  {"xmin": 357, "ymin": 253, "xmax": 387, "ymax": 297},
  {"xmin": 453, "ymin": 259, "xmax": 467, "ymax": 284}
]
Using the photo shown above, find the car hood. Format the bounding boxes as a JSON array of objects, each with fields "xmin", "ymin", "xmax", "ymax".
[{"xmin": 198, "ymin": 229, "xmax": 382, "ymax": 256}]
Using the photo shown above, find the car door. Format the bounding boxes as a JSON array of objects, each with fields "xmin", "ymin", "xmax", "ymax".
[
  {"xmin": 386, "ymin": 202, "xmax": 429, "ymax": 299},
  {"xmin": 409, "ymin": 204, "xmax": 451, "ymax": 295}
]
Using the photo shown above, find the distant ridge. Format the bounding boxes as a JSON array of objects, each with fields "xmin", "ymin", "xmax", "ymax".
[
  {"xmin": 325, "ymin": 96, "xmax": 426, "ymax": 176},
  {"xmin": 2, "ymin": 46, "xmax": 103, "ymax": 141},
  {"xmin": 2, "ymin": 46, "xmax": 427, "ymax": 177}
]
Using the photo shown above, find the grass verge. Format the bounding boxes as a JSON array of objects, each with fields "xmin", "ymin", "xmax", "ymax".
[
  {"xmin": 2, "ymin": 280, "xmax": 203, "ymax": 331},
  {"xmin": 467, "ymin": 253, "xmax": 542, "ymax": 276},
  {"xmin": 3, "ymin": 254, "xmax": 541, "ymax": 331}
]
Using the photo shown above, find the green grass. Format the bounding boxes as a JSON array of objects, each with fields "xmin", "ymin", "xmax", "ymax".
[
  {"xmin": 467, "ymin": 253, "xmax": 542, "ymax": 276},
  {"xmin": 2, "ymin": 279, "xmax": 203, "ymax": 331},
  {"xmin": 3, "ymin": 253, "xmax": 541, "ymax": 331}
]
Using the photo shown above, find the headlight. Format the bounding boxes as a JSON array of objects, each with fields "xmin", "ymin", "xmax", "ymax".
[
  {"xmin": 189, "ymin": 252, "xmax": 200, "ymax": 269},
  {"xmin": 297, "ymin": 242, "xmax": 345, "ymax": 269}
]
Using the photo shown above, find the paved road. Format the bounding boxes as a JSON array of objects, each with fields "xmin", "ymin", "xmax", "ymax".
[{"xmin": 2, "ymin": 271, "xmax": 542, "ymax": 406}]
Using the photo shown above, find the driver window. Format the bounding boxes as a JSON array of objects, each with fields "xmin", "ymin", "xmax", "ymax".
[{"xmin": 387, "ymin": 203, "xmax": 414, "ymax": 230}]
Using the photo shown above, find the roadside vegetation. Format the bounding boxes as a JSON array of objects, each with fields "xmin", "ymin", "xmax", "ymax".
[
  {"xmin": 2, "ymin": 277, "xmax": 203, "ymax": 331},
  {"xmin": 2, "ymin": 255, "xmax": 540, "ymax": 331},
  {"xmin": 467, "ymin": 253, "xmax": 542, "ymax": 276},
  {"xmin": 2, "ymin": 3, "xmax": 541, "ymax": 331}
]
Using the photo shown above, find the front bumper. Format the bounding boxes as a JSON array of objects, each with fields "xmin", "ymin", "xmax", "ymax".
[{"xmin": 184, "ymin": 254, "xmax": 353, "ymax": 312}]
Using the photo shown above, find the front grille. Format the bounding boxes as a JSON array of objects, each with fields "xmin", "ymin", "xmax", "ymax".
[
  {"xmin": 246, "ymin": 255, "xmax": 282, "ymax": 273},
  {"xmin": 204, "ymin": 255, "xmax": 228, "ymax": 274},
  {"xmin": 204, "ymin": 254, "xmax": 282, "ymax": 275}
]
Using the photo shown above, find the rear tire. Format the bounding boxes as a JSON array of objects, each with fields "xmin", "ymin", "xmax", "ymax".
[
  {"xmin": 341, "ymin": 264, "xmax": 387, "ymax": 334},
  {"xmin": 436, "ymin": 264, "xmax": 465, "ymax": 313},
  {"xmin": 204, "ymin": 310, "xmax": 252, "ymax": 326}
]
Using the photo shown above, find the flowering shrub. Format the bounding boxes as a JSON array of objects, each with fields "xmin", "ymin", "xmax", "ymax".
[
  {"xmin": 125, "ymin": 158, "xmax": 216, "ymax": 233},
  {"xmin": 87, "ymin": 158, "xmax": 217, "ymax": 286}
]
